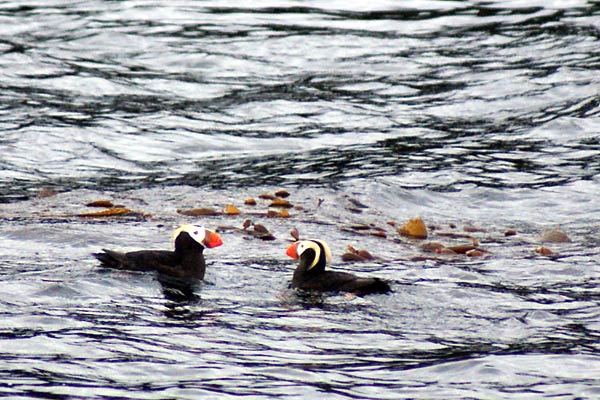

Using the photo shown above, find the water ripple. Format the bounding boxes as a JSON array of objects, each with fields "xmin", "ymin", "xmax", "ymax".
[{"xmin": 1, "ymin": 1, "xmax": 600, "ymax": 398}]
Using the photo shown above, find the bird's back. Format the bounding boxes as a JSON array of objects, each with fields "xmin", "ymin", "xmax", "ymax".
[
  {"xmin": 94, "ymin": 249, "xmax": 179, "ymax": 271},
  {"xmin": 293, "ymin": 270, "xmax": 391, "ymax": 295}
]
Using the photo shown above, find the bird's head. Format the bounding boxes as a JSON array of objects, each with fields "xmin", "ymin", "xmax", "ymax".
[
  {"xmin": 286, "ymin": 239, "xmax": 332, "ymax": 271},
  {"xmin": 172, "ymin": 224, "xmax": 223, "ymax": 249}
]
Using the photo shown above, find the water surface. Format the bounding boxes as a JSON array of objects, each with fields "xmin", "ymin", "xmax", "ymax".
[{"xmin": 1, "ymin": 1, "xmax": 599, "ymax": 399}]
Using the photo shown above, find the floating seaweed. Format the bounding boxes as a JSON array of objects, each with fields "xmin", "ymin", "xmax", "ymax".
[
  {"xmin": 224, "ymin": 204, "xmax": 241, "ymax": 215},
  {"xmin": 269, "ymin": 198, "xmax": 293, "ymax": 208},
  {"xmin": 397, "ymin": 217, "xmax": 428, "ymax": 239},
  {"xmin": 535, "ymin": 246, "xmax": 555, "ymax": 256},
  {"xmin": 267, "ymin": 208, "xmax": 290, "ymax": 218},
  {"xmin": 77, "ymin": 208, "xmax": 146, "ymax": 218},
  {"xmin": 540, "ymin": 228, "xmax": 571, "ymax": 243},
  {"xmin": 290, "ymin": 228, "xmax": 300, "ymax": 241},
  {"xmin": 341, "ymin": 245, "xmax": 376, "ymax": 262},
  {"xmin": 86, "ymin": 200, "xmax": 115, "ymax": 208},
  {"xmin": 177, "ymin": 208, "xmax": 221, "ymax": 216},
  {"xmin": 275, "ymin": 189, "xmax": 290, "ymax": 198}
]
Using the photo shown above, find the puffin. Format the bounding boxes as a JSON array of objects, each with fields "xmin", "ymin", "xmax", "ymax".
[
  {"xmin": 93, "ymin": 224, "xmax": 223, "ymax": 280},
  {"xmin": 285, "ymin": 239, "xmax": 391, "ymax": 295}
]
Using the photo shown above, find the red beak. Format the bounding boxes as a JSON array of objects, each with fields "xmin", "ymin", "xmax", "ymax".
[
  {"xmin": 286, "ymin": 242, "xmax": 299, "ymax": 259},
  {"xmin": 204, "ymin": 230, "xmax": 223, "ymax": 249}
]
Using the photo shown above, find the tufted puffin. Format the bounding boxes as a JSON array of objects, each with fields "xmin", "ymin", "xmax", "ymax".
[
  {"xmin": 286, "ymin": 239, "xmax": 391, "ymax": 295},
  {"xmin": 93, "ymin": 224, "xmax": 222, "ymax": 280}
]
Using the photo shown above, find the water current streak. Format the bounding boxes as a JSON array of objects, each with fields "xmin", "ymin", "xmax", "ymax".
[{"xmin": 1, "ymin": 2, "xmax": 599, "ymax": 201}]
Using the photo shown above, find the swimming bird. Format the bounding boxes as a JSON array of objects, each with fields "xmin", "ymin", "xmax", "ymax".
[
  {"xmin": 285, "ymin": 239, "xmax": 391, "ymax": 295},
  {"xmin": 93, "ymin": 224, "xmax": 223, "ymax": 280}
]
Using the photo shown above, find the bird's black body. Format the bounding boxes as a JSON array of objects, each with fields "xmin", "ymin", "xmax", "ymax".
[
  {"xmin": 289, "ymin": 241, "xmax": 391, "ymax": 296},
  {"xmin": 94, "ymin": 231, "xmax": 207, "ymax": 280}
]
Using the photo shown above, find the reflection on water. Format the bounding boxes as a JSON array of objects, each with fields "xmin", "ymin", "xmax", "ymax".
[
  {"xmin": 158, "ymin": 275, "xmax": 202, "ymax": 303},
  {"xmin": 1, "ymin": 1, "xmax": 600, "ymax": 399}
]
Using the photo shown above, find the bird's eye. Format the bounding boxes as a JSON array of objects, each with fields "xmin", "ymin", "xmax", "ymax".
[{"xmin": 194, "ymin": 231, "xmax": 199, "ymax": 235}]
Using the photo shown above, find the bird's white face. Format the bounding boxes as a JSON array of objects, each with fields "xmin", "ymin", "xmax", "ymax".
[
  {"xmin": 172, "ymin": 224, "xmax": 206, "ymax": 246},
  {"xmin": 187, "ymin": 225, "xmax": 207, "ymax": 244},
  {"xmin": 294, "ymin": 240, "xmax": 314, "ymax": 257}
]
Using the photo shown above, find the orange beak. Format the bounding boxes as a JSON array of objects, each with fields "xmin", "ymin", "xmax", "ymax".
[
  {"xmin": 203, "ymin": 230, "xmax": 223, "ymax": 249},
  {"xmin": 286, "ymin": 242, "xmax": 299, "ymax": 259}
]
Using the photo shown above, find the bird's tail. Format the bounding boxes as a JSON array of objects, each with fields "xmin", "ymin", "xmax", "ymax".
[
  {"xmin": 93, "ymin": 249, "xmax": 126, "ymax": 269},
  {"xmin": 360, "ymin": 278, "xmax": 392, "ymax": 295}
]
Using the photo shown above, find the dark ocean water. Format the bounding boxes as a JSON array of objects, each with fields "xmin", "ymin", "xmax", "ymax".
[{"xmin": 1, "ymin": 1, "xmax": 599, "ymax": 399}]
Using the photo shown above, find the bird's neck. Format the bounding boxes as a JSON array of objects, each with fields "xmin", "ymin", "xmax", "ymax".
[
  {"xmin": 296, "ymin": 249, "xmax": 326, "ymax": 275},
  {"xmin": 174, "ymin": 232, "xmax": 205, "ymax": 256}
]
